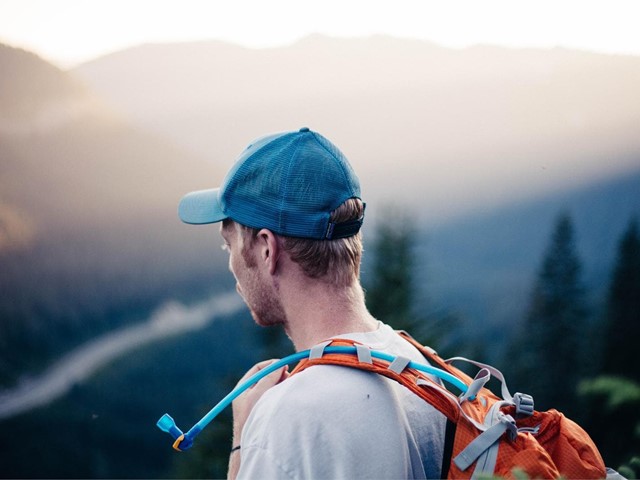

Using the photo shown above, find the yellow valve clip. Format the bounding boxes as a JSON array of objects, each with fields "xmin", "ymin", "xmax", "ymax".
[{"xmin": 172, "ymin": 434, "xmax": 185, "ymax": 452}]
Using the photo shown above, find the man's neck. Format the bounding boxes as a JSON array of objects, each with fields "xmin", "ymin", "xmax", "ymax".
[{"xmin": 282, "ymin": 281, "xmax": 379, "ymax": 351}]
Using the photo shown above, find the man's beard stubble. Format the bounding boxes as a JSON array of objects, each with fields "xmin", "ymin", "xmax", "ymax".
[{"xmin": 241, "ymin": 241, "xmax": 287, "ymax": 329}]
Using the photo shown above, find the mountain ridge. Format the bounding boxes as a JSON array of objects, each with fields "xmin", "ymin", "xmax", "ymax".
[{"xmin": 73, "ymin": 34, "xmax": 640, "ymax": 225}]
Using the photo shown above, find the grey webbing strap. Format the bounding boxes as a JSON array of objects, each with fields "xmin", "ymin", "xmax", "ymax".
[
  {"xmin": 470, "ymin": 438, "xmax": 500, "ymax": 480},
  {"xmin": 471, "ymin": 442, "xmax": 500, "ymax": 480},
  {"xmin": 417, "ymin": 378, "xmax": 465, "ymax": 407},
  {"xmin": 446, "ymin": 356, "xmax": 513, "ymax": 402},
  {"xmin": 454, "ymin": 414, "xmax": 517, "ymax": 471},
  {"xmin": 459, "ymin": 368, "xmax": 491, "ymax": 404},
  {"xmin": 388, "ymin": 356, "xmax": 411, "ymax": 374},
  {"xmin": 469, "ymin": 401, "xmax": 506, "ymax": 479},
  {"xmin": 355, "ymin": 344, "xmax": 373, "ymax": 364},
  {"xmin": 309, "ymin": 341, "xmax": 332, "ymax": 360}
]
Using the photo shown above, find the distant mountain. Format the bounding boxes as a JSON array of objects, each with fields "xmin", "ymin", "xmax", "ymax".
[
  {"xmin": 0, "ymin": 43, "xmax": 231, "ymax": 386},
  {"xmin": 0, "ymin": 43, "xmax": 93, "ymax": 132},
  {"xmin": 74, "ymin": 35, "xmax": 640, "ymax": 225}
]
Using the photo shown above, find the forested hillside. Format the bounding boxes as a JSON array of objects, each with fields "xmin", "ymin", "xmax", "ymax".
[
  {"xmin": 0, "ymin": 44, "xmax": 230, "ymax": 386},
  {"xmin": 418, "ymin": 167, "xmax": 640, "ymax": 354}
]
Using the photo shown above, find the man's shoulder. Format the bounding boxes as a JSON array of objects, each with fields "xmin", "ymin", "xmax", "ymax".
[
  {"xmin": 268, "ymin": 363, "xmax": 388, "ymax": 409},
  {"xmin": 241, "ymin": 353, "xmax": 447, "ymax": 479},
  {"xmin": 242, "ymin": 364, "xmax": 389, "ymax": 447},
  {"xmin": 257, "ymin": 358, "xmax": 444, "ymax": 425}
]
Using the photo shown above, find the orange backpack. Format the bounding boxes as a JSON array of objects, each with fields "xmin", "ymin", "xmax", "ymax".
[{"xmin": 290, "ymin": 333, "xmax": 607, "ymax": 479}]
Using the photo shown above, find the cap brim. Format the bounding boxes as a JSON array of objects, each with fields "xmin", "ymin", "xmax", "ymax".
[{"xmin": 178, "ymin": 188, "xmax": 227, "ymax": 225}]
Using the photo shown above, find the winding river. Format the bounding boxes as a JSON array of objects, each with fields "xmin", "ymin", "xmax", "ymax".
[{"xmin": 0, "ymin": 291, "xmax": 244, "ymax": 420}]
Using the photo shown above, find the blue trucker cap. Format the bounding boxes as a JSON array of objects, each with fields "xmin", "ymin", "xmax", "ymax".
[{"xmin": 178, "ymin": 127, "xmax": 364, "ymax": 240}]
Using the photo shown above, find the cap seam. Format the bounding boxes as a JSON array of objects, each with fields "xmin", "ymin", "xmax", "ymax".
[
  {"xmin": 309, "ymin": 132, "xmax": 356, "ymax": 208},
  {"xmin": 279, "ymin": 134, "xmax": 303, "ymax": 234}
]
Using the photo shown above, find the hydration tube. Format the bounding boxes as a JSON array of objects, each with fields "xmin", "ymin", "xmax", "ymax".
[{"xmin": 156, "ymin": 346, "xmax": 468, "ymax": 451}]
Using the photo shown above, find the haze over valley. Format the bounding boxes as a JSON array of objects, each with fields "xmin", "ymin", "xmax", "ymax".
[{"xmin": 1, "ymin": 35, "xmax": 639, "ymax": 478}]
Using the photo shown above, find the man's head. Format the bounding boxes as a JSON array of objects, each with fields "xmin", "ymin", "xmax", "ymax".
[{"xmin": 178, "ymin": 128, "xmax": 366, "ymax": 322}]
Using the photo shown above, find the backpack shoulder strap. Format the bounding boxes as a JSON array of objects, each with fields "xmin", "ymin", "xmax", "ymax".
[
  {"xmin": 291, "ymin": 338, "xmax": 462, "ymax": 421},
  {"xmin": 397, "ymin": 331, "xmax": 508, "ymax": 401},
  {"xmin": 398, "ymin": 331, "xmax": 531, "ymax": 411},
  {"xmin": 397, "ymin": 330, "xmax": 456, "ymax": 371}
]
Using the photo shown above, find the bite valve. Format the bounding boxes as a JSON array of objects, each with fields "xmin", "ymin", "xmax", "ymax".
[{"xmin": 156, "ymin": 414, "xmax": 194, "ymax": 451}]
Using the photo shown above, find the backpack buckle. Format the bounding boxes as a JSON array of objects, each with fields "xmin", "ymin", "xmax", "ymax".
[
  {"xmin": 514, "ymin": 392, "xmax": 534, "ymax": 417},
  {"xmin": 501, "ymin": 414, "xmax": 518, "ymax": 442}
]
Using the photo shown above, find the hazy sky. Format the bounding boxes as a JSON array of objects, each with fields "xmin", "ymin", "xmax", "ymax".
[{"xmin": 1, "ymin": 0, "xmax": 639, "ymax": 68}]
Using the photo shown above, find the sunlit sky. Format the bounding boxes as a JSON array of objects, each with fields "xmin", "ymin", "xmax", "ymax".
[{"xmin": 1, "ymin": 0, "xmax": 639, "ymax": 68}]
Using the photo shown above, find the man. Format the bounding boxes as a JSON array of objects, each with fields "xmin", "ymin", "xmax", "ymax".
[{"xmin": 178, "ymin": 127, "xmax": 446, "ymax": 479}]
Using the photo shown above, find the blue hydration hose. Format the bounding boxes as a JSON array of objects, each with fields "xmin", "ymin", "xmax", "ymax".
[{"xmin": 156, "ymin": 346, "xmax": 467, "ymax": 451}]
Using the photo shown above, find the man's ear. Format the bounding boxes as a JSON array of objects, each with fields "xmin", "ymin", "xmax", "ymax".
[{"xmin": 257, "ymin": 229, "xmax": 280, "ymax": 275}]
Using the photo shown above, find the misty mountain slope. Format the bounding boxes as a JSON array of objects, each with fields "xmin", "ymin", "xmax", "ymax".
[
  {"xmin": 0, "ymin": 43, "xmax": 232, "ymax": 386},
  {"xmin": 0, "ymin": 43, "xmax": 91, "ymax": 126},
  {"xmin": 74, "ymin": 35, "xmax": 640, "ymax": 224},
  {"xmin": 412, "ymin": 166, "xmax": 640, "ymax": 356}
]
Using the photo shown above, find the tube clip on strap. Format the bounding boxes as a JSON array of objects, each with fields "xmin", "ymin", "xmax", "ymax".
[
  {"xmin": 388, "ymin": 356, "xmax": 411, "ymax": 375},
  {"xmin": 309, "ymin": 341, "xmax": 332, "ymax": 360},
  {"xmin": 355, "ymin": 344, "xmax": 373, "ymax": 364}
]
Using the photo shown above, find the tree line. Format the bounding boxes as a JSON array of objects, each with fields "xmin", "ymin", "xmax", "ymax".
[
  {"xmin": 508, "ymin": 213, "xmax": 640, "ymax": 475},
  {"xmin": 366, "ymin": 210, "xmax": 640, "ymax": 475}
]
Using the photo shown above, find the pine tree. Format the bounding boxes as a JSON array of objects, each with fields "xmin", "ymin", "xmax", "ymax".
[
  {"xmin": 365, "ymin": 211, "xmax": 415, "ymax": 331},
  {"xmin": 363, "ymin": 207, "xmax": 457, "ymax": 349},
  {"xmin": 602, "ymin": 218, "xmax": 640, "ymax": 383},
  {"xmin": 515, "ymin": 212, "xmax": 589, "ymax": 412},
  {"xmin": 575, "ymin": 218, "xmax": 640, "ymax": 468}
]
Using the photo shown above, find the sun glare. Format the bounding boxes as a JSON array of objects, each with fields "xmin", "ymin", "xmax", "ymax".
[{"xmin": 0, "ymin": 0, "xmax": 639, "ymax": 68}]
